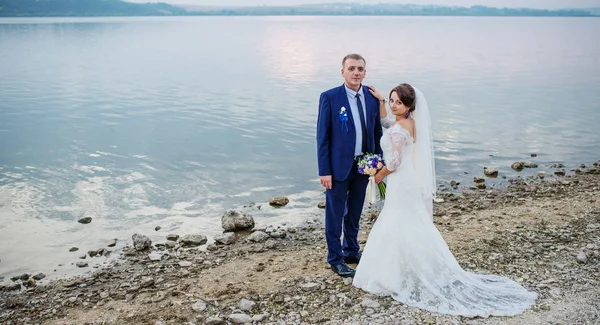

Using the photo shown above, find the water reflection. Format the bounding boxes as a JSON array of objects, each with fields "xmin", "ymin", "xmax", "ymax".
[
  {"xmin": 0, "ymin": 16, "xmax": 599, "ymax": 281},
  {"xmin": 261, "ymin": 18, "xmax": 319, "ymax": 90}
]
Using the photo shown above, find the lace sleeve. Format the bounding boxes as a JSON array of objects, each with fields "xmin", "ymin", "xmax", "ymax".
[
  {"xmin": 381, "ymin": 114, "xmax": 395, "ymax": 129},
  {"xmin": 386, "ymin": 126, "xmax": 409, "ymax": 172}
]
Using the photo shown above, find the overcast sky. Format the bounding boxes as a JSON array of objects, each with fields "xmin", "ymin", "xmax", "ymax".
[{"xmin": 131, "ymin": 0, "xmax": 600, "ymax": 9}]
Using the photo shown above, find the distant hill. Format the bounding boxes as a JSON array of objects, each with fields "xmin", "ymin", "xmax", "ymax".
[
  {"xmin": 0, "ymin": 0, "xmax": 597, "ymax": 18},
  {"xmin": 0, "ymin": 0, "xmax": 187, "ymax": 17},
  {"xmin": 182, "ymin": 3, "xmax": 598, "ymax": 17},
  {"xmin": 582, "ymin": 7, "xmax": 600, "ymax": 15}
]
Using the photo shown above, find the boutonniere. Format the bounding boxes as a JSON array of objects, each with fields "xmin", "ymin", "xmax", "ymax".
[{"xmin": 339, "ymin": 106, "xmax": 348, "ymax": 131}]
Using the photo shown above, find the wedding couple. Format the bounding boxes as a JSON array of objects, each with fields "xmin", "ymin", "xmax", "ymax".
[{"xmin": 316, "ymin": 53, "xmax": 537, "ymax": 317}]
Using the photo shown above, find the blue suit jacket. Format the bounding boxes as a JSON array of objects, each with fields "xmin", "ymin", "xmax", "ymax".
[{"xmin": 317, "ymin": 84, "xmax": 383, "ymax": 181}]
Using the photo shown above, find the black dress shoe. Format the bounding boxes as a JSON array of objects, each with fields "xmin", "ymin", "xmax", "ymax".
[
  {"xmin": 330, "ymin": 263, "xmax": 355, "ymax": 278},
  {"xmin": 344, "ymin": 254, "xmax": 361, "ymax": 265}
]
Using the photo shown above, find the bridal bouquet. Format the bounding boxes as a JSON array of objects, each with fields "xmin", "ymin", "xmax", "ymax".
[{"xmin": 357, "ymin": 153, "xmax": 387, "ymax": 204}]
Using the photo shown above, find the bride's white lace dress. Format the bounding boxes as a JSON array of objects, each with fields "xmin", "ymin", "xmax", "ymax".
[{"xmin": 353, "ymin": 119, "xmax": 537, "ymax": 317}]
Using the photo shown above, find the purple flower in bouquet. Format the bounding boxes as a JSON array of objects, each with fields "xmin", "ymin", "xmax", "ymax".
[{"xmin": 357, "ymin": 153, "xmax": 387, "ymax": 201}]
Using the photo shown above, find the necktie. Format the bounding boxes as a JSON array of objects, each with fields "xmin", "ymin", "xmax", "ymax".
[{"xmin": 355, "ymin": 93, "xmax": 368, "ymax": 153}]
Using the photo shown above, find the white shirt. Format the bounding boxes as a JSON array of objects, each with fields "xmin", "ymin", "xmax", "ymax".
[{"xmin": 345, "ymin": 85, "xmax": 367, "ymax": 156}]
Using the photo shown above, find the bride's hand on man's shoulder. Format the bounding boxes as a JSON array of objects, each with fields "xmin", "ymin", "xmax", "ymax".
[{"xmin": 367, "ymin": 85, "xmax": 384, "ymax": 101}]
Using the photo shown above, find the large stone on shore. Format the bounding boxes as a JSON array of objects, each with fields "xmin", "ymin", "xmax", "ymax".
[
  {"xmin": 140, "ymin": 277, "xmax": 155, "ymax": 288},
  {"xmin": 228, "ymin": 313, "xmax": 253, "ymax": 324},
  {"xmin": 179, "ymin": 261, "xmax": 193, "ymax": 267},
  {"xmin": 214, "ymin": 232, "xmax": 236, "ymax": 245},
  {"xmin": 483, "ymin": 167, "xmax": 498, "ymax": 178},
  {"xmin": 148, "ymin": 252, "xmax": 163, "ymax": 261},
  {"xmin": 266, "ymin": 227, "xmax": 287, "ymax": 239},
  {"xmin": 265, "ymin": 239, "xmax": 278, "ymax": 250},
  {"xmin": 248, "ymin": 231, "xmax": 269, "ymax": 243},
  {"xmin": 586, "ymin": 167, "xmax": 599, "ymax": 175},
  {"xmin": 78, "ymin": 216, "xmax": 92, "ymax": 224},
  {"xmin": 180, "ymin": 234, "xmax": 207, "ymax": 247},
  {"xmin": 32, "ymin": 273, "xmax": 46, "ymax": 281},
  {"xmin": 511, "ymin": 162, "xmax": 525, "ymax": 171},
  {"xmin": 473, "ymin": 177, "xmax": 485, "ymax": 183},
  {"xmin": 269, "ymin": 196, "xmax": 289, "ymax": 207},
  {"xmin": 107, "ymin": 238, "xmax": 117, "ymax": 247},
  {"xmin": 5, "ymin": 283, "xmax": 21, "ymax": 291},
  {"xmin": 300, "ymin": 282, "xmax": 319, "ymax": 291},
  {"xmin": 191, "ymin": 299, "xmax": 207, "ymax": 312},
  {"xmin": 222, "ymin": 209, "xmax": 255, "ymax": 232},
  {"xmin": 206, "ymin": 317, "xmax": 226, "ymax": 325},
  {"xmin": 361, "ymin": 297, "xmax": 381, "ymax": 308},
  {"xmin": 64, "ymin": 278, "xmax": 85, "ymax": 288},
  {"xmin": 239, "ymin": 298, "xmax": 256, "ymax": 311},
  {"xmin": 576, "ymin": 252, "xmax": 588, "ymax": 264},
  {"xmin": 450, "ymin": 180, "xmax": 460, "ymax": 189},
  {"xmin": 132, "ymin": 233, "xmax": 152, "ymax": 251}
]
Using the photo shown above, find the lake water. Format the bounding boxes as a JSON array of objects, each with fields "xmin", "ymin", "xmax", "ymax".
[{"xmin": 1, "ymin": 16, "xmax": 599, "ymax": 281}]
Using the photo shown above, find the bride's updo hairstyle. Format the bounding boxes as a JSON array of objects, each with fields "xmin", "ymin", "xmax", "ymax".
[{"xmin": 389, "ymin": 83, "xmax": 416, "ymax": 115}]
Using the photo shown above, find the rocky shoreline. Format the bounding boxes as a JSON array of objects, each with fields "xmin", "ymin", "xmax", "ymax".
[{"xmin": 1, "ymin": 162, "xmax": 599, "ymax": 325}]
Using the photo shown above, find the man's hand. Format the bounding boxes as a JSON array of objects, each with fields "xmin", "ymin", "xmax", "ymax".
[{"xmin": 320, "ymin": 175, "xmax": 332, "ymax": 190}]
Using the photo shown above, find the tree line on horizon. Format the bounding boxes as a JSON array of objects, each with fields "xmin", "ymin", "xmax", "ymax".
[
  {"xmin": 0, "ymin": 0, "xmax": 597, "ymax": 17},
  {"xmin": 0, "ymin": 0, "xmax": 186, "ymax": 17}
]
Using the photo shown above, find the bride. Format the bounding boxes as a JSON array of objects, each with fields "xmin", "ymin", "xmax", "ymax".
[{"xmin": 352, "ymin": 83, "xmax": 537, "ymax": 317}]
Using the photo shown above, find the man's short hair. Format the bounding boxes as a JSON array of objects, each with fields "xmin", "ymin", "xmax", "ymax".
[{"xmin": 342, "ymin": 53, "xmax": 366, "ymax": 67}]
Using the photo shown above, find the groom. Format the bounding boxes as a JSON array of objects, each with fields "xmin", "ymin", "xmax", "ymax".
[{"xmin": 316, "ymin": 53, "xmax": 383, "ymax": 277}]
